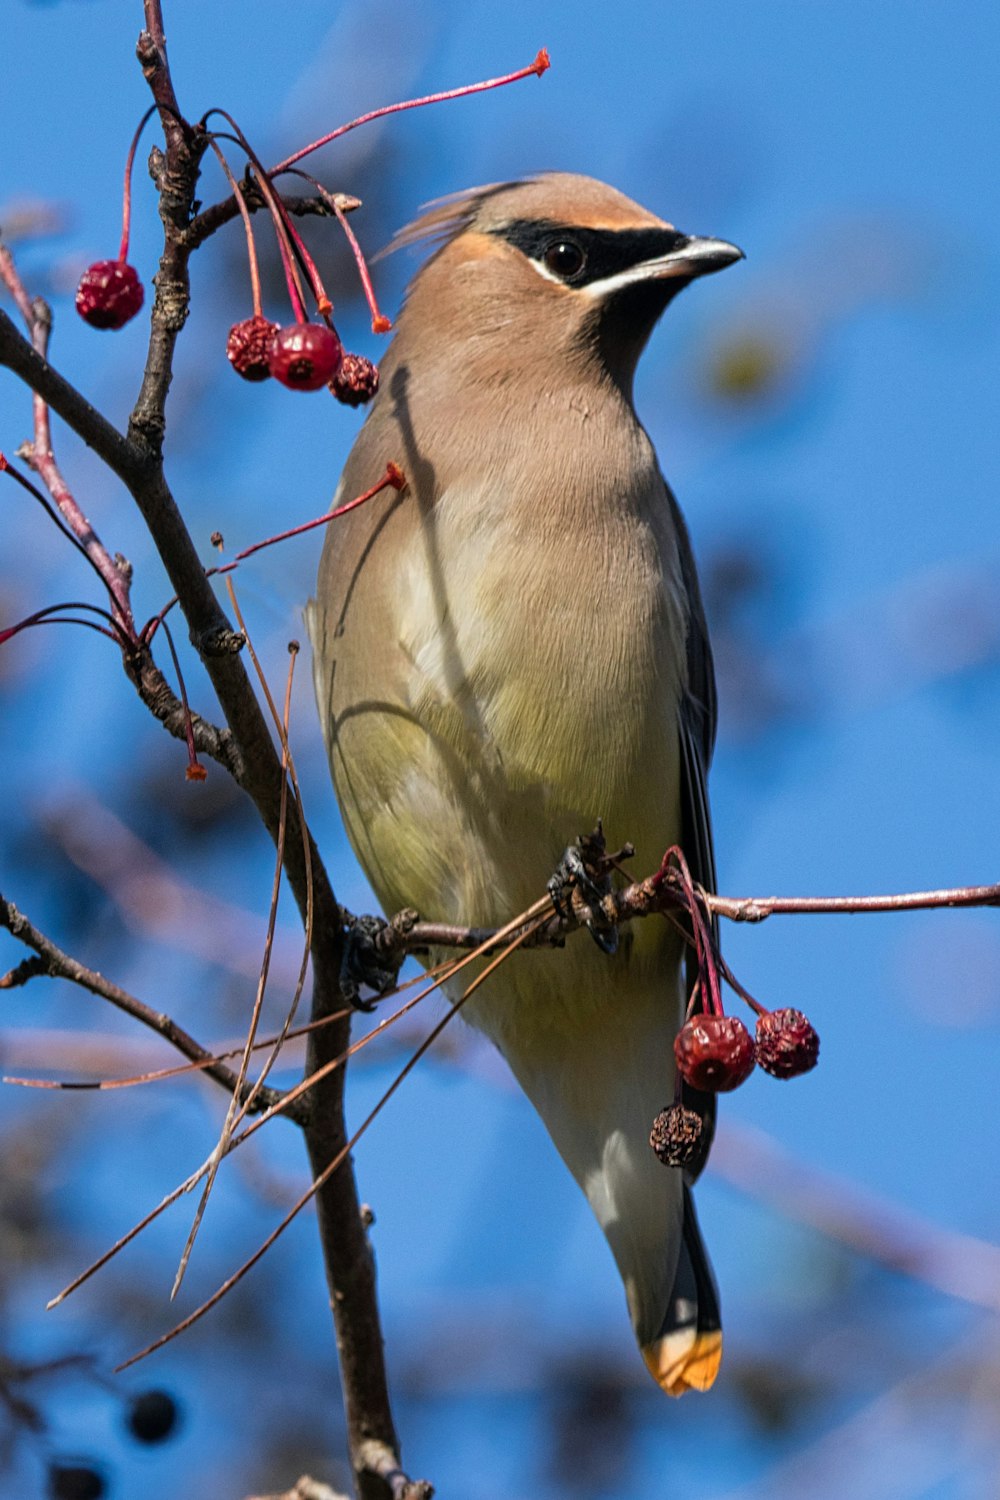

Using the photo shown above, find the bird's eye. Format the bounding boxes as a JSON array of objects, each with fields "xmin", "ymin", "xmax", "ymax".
[{"xmin": 542, "ymin": 239, "xmax": 586, "ymax": 280}]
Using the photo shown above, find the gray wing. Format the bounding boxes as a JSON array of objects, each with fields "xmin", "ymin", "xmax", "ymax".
[{"xmin": 665, "ymin": 479, "xmax": 719, "ymax": 1178}]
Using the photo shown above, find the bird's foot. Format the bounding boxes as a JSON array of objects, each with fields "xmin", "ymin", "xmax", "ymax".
[
  {"xmin": 547, "ymin": 822, "xmax": 620, "ymax": 955},
  {"xmin": 340, "ymin": 911, "xmax": 411, "ymax": 1011}
]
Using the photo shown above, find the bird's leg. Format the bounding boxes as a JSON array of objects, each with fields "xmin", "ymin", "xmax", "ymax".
[
  {"xmin": 547, "ymin": 821, "xmax": 620, "ymax": 955},
  {"xmin": 339, "ymin": 909, "xmax": 416, "ymax": 1010}
]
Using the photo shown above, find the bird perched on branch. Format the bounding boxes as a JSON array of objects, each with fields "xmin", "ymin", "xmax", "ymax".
[{"xmin": 308, "ymin": 174, "xmax": 742, "ymax": 1395}]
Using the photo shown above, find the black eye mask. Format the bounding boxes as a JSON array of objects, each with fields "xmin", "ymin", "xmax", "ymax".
[{"xmin": 492, "ymin": 219, "xmax": 689, "ymax": 287}]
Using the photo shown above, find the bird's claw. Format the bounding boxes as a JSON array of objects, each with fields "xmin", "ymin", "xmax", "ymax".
[
  {"xmin": 340, "ymin": 913, "xmax": 402, "ymax": 1011},
  {"xmin": 547, "ymin": 823, "xmax": 619, "ymax": 955}
]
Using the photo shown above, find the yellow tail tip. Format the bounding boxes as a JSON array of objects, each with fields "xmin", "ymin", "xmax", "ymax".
[{"xmin": 642, "ymin": 1329, "xmax": 723, "ymax": 1397}]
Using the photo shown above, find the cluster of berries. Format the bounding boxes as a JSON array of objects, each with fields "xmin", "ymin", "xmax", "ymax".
[
  {"xmin": 647, "ymin": 849, "xmax": 820, "ymax": 1170},
  {"xmin": 74, "ymin": 108, "xmax": 382, "ymax": 404}
]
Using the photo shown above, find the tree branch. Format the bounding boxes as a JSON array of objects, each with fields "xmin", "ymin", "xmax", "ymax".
[
  {"xmin": 186, "ymin": 189, "xmax": 358, "ymax": 254},
  {"xmin": 366, "ymin": 872, "xmax": 1000, "ymax": 966},
  {"xmin": 0, "ymin": 892, "xmax": 293, "ymax": 1117}
]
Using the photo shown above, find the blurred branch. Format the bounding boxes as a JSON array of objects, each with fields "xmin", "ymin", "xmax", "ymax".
[
  {"xmin": 711, "ymin": 1122, "xmax": 1000, "ymax": 1313},
  {"xmin": 0, "ymin": 891, "xmax": 291, "ymax": 1117},
  {"xmin": 42, "ymin": 791, "xmax": 301, "ymax": 983}
]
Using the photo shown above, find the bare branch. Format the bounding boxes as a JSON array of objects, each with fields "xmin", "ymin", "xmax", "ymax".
[
  {"xmin": 186, "ymin": 188, "xmax": 358, "ymax": 254},
  {"xmin": 369, "ymin": 870, "xmax": 1000, "ymax": 965},
  {"xmin": 706, "ymin": 881, "xmax": 1000, "ymax": 921},
  {"xmin": 243, "ymin": 1479, "xmax": 351, "ymax": 1500},
  {"xmin": 0, "ymin": 893, "xmax": 294, "ymax": 1118},
  {"xmin": 0, "ymin": 308, "xmax": 146, "ymax": 485},
  {"xmin": 122, "ymin": 644, "xmax": 243, "ymax": 774}
]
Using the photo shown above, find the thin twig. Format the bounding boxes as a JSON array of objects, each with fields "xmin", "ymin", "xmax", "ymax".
[
  {"xmin": 706, "ymin": 882, "xmax": 1000, "ymax": 921},
  {"xmin": 0, "ymin": 893, "xmax": 295, "ymax": 1119},
  {"xmin": 115, "ymin": 915, "xmax": 545, "ymax": 1373},
  {"xmin": 45, "ymin": 950, "xmax": 467, "ymax": 1313},
  {"xmin": 171, "ymin": 620, "xmax": 299, "ymax": 1296}
]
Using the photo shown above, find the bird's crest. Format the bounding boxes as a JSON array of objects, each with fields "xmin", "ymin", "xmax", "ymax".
[{"xmin": 377, "ymin": 180, "xmax": 527, "ymax": 262}]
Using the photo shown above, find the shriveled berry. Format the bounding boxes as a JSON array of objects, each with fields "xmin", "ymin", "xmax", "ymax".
[
  {"xmin": 48, "ymin": 1462, "xmax": 106, "ymax": 1500},
  {"xmin": 227, "ymin": 315, "xmax": 278, "ymax": 381},
  {"xmin": 674, "ymin": 1013, "xmax": 755, "ymax": 1092},
  {"xmin": 75, "ymin": 260, "xmax": 144, "ymax": 329},
  {"xmin": 126, "ymin": 1388, "xmax": 181, "ymax": 1444},
  {"xmin": 332, "ymin": 352, "xmax": 379, "ymax": 406},
  {"xmin": 268, "ymin": 322, "xmax": 343, "ymax": 391},
  {"xmin": 755, "ymin": 1008, "xmax": 820, "ymax": 1079},
  {"xmin": 649, "ymin": 1102, "xmax": 703, "ymax": 1168}
]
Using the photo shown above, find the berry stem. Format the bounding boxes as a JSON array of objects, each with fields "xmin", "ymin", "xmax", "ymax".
[
  {"xmin": 208, "ymin": 140, "xmax": 263, "ymax": 318},
  {"xmin": 119, "ymin": 105, "xmax": 157, "ymax": 263},
  {"xmin": 271, "ymin": 50, "xmax": 551, "ymax": 174},
  {"xmin": 206, "ymin": 117, "xmax": 322, "ymax": 322},
  {"xmin": 0, "ymin": 601, "xmax": 126, "ymax": 648},
  {"xmin": 215, "ymin": 463, "xmax": 405, "ymax": 570},
  {"xmin": 284, "ymin": 170, "xmax": 390, "ymax": 334},
  {"xmin": 158, "ymin": 617, "xmax": 206, "ymax": 781},
  {"xmin": 140, "ymin": 464, "xmax": 405, "ymax": 648},
  {"xmin": 714, "ymin": 949, "xmax": 768, "ymax": 1016}
]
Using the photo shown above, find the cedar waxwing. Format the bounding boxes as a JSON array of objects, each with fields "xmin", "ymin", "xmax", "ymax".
[{"xmin": 307, "ymin": 174, "xmax": 743, "ymax": 1396}]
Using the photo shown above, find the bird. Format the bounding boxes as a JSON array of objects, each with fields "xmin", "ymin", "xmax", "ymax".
[{"xmin": 307, "ymin": 173, "xmax": 742, "ymax": 1396}]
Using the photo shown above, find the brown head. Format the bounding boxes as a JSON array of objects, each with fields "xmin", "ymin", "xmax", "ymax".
[{"xmin": 384, "ymin": 173, "xmax": 743, "ymax": 398}]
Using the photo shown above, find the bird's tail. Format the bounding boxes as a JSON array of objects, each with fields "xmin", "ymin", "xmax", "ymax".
[
  {"xmin": 643, "ymin": 1186, "xmax": 721, "ymax": 1395},
  {"xmin": 486, "ymin": 970, "xmax": 722, "ymax": 1397}
]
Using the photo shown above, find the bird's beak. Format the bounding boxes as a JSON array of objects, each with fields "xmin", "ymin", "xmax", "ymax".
[{"xmin": 637, "ymin": 234, "xmax": 745, "ymax": 282}]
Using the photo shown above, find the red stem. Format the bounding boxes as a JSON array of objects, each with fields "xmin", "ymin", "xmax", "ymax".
[
  {"xmin": 282, "ymin": 170, "xmax": 390, "ymax": 334},
  {"xmin": 208, "ymin": 139, "xmax": 264, "ymax": 318},
  {"xmin": 140, "ymin": 464, "xmax": 405, "ymax": 647},
  {"xmin": 158, "ymin": 618, "xmax": 206, "ymax": 780},
  {"xmin": 229, "ymin": 463, "xmax": 405, "ymax": 563},
  {"xmin": 271, "ymin": 50, "xmax": 551, "ymax": 174},
  {"xmin": 119, "ymin": 105, "xmax": 157, "ymax": 262},
  {"xmin": 205, "ymin": 114, "xmax": 312, "ymax": 321}
]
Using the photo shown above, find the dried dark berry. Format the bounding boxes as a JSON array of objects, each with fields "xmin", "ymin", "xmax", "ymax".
[
  {"xmin": 75, "ymin": 260, "xmax": 144, "ymax": 329},
  {"xmin": 227, "ymin": 315, "xmax": 279, "ymax": 381},
  {"xmin": 755, "ymin": 1008, "xmax": 820, "ymax": 1079},
  {"xmin": 48, "ymin": 1462, "xmax": 106, "ymax": 1500},
  {"xmin": 268, "ymin": 322, "xmax": 343, "ymax": 391},
  {"xmin": 332, "ymin": 352, "xmax": 379, "ymax": 406},
  {"xmin": 649, "ymin": 1102, "xmax": 703, "ymax": 1168},
  {"xmin": 126, "ymin": 1388, "xmax": 180, "ymax": 1444},
  {"xmin": 674, "ymin": 1013, "xmax": 755, "ymax": 1092}
]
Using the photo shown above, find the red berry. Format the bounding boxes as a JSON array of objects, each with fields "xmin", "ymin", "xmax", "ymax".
[
  {"xmin": 332, "ymin": 352, "xmax": 379, "ymax": 406},
  {"xmin": 649, "ymin": 1102, "xmax": 704, "ymax": 1168},
  {"xmin": 674, "ymin": 1013, "xmax": 756, "ymax": 1092},
  {"xmin": 755, "ymin": 1008, "xmax": 820, "ymax": 1079},
  {"xmin": 268, "ymin": 322, "xmax": 343, "ymax": 391},
  {"xmin": 75, "ymin": 259, "xmax": 144, "ymax": 329},
  {"xmin": 227, "ymin": 315, "xmax": 278, "ymax": 381}
]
